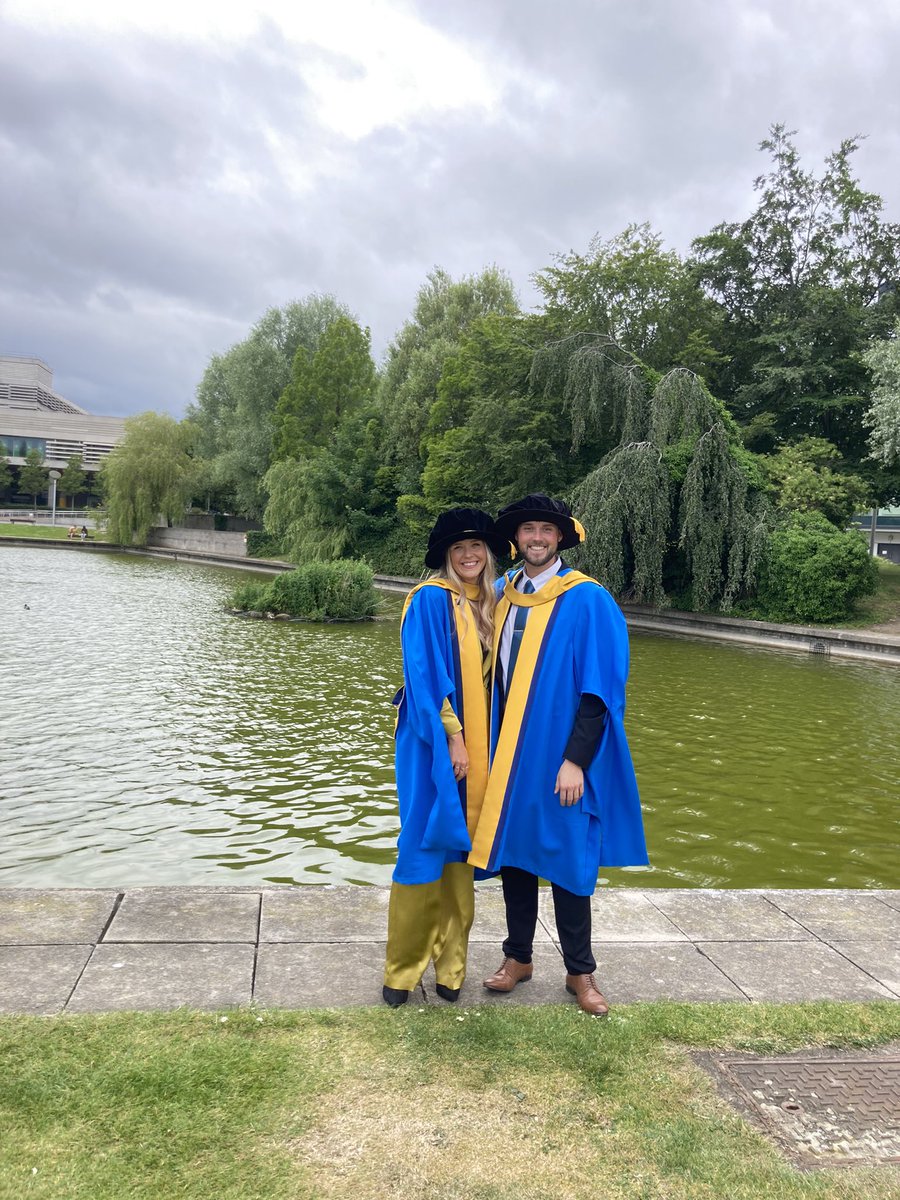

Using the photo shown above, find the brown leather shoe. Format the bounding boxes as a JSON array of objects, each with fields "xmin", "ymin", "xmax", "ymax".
[
  {"xmin": 483, "ymin": 957, "xmax": 533, "ymax": 992},
  {"xmin": 565, "ymin": 973, "xmax": 610, "ymax": 1016}
]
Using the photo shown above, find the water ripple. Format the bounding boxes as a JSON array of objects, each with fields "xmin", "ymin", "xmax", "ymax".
[{"xmin": 1, "ymin": 546, "xmax": 898, "ymax": 888}]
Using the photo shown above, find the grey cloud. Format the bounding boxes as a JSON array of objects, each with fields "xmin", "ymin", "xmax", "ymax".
[
  {"xmin": 1, "ymin": 2, "xmax": 899, "ymax": 417},
  {"xmin": 0, "ymin": 21, "xmax": 333, "ymax": 310}
]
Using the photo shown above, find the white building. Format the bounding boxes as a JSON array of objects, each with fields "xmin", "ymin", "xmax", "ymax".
[
  {"xmin": 855, "ymin": 507, "xmax": 900, "ymax": 564},
  {"xmin": 0, "ymin": 355, "xmax": 126, "ymax": 471}
]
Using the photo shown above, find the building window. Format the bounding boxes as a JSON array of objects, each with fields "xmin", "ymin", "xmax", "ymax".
[{"xmin": 0, "ymin": 435, "xmax": 47, "ymax": 458}]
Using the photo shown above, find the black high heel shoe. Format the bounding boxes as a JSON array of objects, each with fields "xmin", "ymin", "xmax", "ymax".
[{"xmin": 382, "ymin": 985, "xmax": 409, "ymax": 1007}]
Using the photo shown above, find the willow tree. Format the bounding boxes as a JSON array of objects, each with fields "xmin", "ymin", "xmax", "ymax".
[
  {"xmin": 539, "ymin": 338, "xmax": 770, "ymax": 609},
  {"xmin": 530, "ymin": 332, "xmax": 650, "ymax": 449},
  {"xmin": 677, "ymin": 422, "xmax": 770, "ymax": 610},
  {"xmin": 569, "ymin": 443, "xmax": 670, "ymax": 605},
  {"xmin": 651, "ymin": 370, "xmax": 770, "ymax": 609},
  {"xmin": 101, "ymin": 413, "xmax": 196, "ymax": 545}
]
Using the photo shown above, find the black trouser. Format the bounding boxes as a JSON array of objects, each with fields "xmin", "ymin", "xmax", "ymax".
[{"xmin": 500, "ymin": 866, "xmax": 596, "ymax": 976}]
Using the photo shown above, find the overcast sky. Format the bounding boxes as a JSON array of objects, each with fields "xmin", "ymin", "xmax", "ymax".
[{"xmin": 2, "ymin": 0, "xmax": 898, "ymax": 417}]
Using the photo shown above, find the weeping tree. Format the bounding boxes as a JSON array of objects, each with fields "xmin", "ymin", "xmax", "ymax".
[
  {"xmin": 530, "ymin": 332, "xmax": 650, "ymax": 450},
  {"xmin": 101, "ymin": 413, "xmax": 196, "ymax": 545},
  {"xmin": 540, "ymin": 342, "xmax": 771, "ymax": 609},
  {"xmin": 677, "ymin": 421, "xmax": 770, "ymax": 610},
  {"xmin": 569, "ymin": 442, "xmax": 670, "ymax": 605}
]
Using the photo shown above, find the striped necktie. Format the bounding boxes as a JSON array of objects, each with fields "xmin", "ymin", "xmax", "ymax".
[{"xmin": 504, "ymin": 578, "xmax": 535, "ymax": 695}]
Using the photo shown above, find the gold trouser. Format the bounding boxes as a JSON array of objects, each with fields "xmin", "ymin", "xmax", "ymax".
[{"xmin": 383, "ymin": 861, "xmax": 475, "ymax": 990}]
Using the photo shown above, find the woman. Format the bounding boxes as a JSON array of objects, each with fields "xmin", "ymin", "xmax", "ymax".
[{"xmin": 383, "ymin": 508, "xmax": 510, "ymax": 1007}]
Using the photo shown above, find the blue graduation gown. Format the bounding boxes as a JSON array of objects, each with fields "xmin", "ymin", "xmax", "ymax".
[
  {"xmin": 392, "ymin": 582, "xmax": 488, "ymax": 885},
  {"xmin": 468, "ymin": 566, "xmax": 647, "ymax": 895}
]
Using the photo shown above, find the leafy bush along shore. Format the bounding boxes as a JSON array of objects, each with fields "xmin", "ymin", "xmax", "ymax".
[{"xmin": 226, "ymin": 559, "xmax": 377, "ymax": 621}]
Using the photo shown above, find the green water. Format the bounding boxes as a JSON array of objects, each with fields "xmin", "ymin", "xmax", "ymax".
[{"xmin": 1, "ymin": 546, "xmax": 897, "ymax": 888}]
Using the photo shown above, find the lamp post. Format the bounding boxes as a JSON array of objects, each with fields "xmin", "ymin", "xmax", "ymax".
[
  {"xmin": 48, "ymin": 469, "xmax": 61, "ymax": 526},
  {"xmin": 869, "ymin": 505, "xmax": 879, "ymax": 557}
]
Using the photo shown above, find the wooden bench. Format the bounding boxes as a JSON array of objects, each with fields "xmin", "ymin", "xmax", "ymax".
[{"xmin": 8, "ymin": 517, "xmax": 35, "ymax": 524}]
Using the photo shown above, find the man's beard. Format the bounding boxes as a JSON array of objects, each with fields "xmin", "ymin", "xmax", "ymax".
[{"xmin": 521, "ymin": 543, "xmax": 556, "ymax": 568}]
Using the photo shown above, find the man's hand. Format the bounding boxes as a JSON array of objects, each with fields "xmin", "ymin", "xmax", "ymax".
[
  {"xmin": 448, "ymin": 732, "xmax": 469, "ymax": 780},
  {"xmin": 554, "ymin": 759, "xmax": 584, "ymax": 806}
]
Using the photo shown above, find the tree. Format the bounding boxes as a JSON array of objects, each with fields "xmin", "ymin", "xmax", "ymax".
[
  {"xmin": 18, "ymin": 448, "xmax": 47, "ymax": 507},
  {"xmin": 863, "ymin": 320, "xmax": 900, "ymax": 466},
  {"xmin": 763, "ymin": 437, "xmax": 872, "ymax": 526},
  {"xmin": 378, "ymin": 266, "xmax": 519, "ymax": 492},
  {"xmin": 560, "ymin": 361, "xmax": 770, "ymax": 611},
  {"xmin": 264, "ymin": 402, "xmax": 392, "ymax": 563},
  {"xmin": 189, "ymin": 295, "xmax": 350, "ymax": 517},
  {"xmin": 534, "ymin": 223, "xmax": 725, "ymax": 379},
  {"xmin": 100, "ymin": 413, "xmax": 196, "ymax": 545},
  {"xmin": 273, "ymin": 316, "xmax": 376, "ymax": 461},
  {"xmin": 692, "ymin": 126, "xmax": 900, "ymax": 463},
  {"xmin": 420, "ymin": 316, "xmax": 619, "ymax": 520},
  {"xmin": 58, "ymin": 455, "xmax": 86, "ymax": 508},
  {"xmin": 530, "ymin": 331, "xmax": 653, "ymax": 449},
  {"xmin": 0, "ymin": 442, "xmax": 11, "ymax": 498}
]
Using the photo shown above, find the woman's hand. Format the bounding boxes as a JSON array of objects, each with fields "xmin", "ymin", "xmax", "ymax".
[
  {"xmin": 447, "ymin": 732, "xmax": 469, "ymax": 780},
  {"xmin": 554, "ymin": 759, "xmax": 584, "ymax": 806}
]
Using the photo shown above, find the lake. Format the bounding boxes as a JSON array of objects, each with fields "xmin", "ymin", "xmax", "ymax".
[{"xmin": 1, "ymin": 545, "xmax": 897, "ymax": 889}]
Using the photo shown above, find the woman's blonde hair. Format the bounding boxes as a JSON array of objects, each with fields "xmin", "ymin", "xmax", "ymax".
[{"xmin": 435, "ymin": 542, "xmax": 497, "ymax": 651}]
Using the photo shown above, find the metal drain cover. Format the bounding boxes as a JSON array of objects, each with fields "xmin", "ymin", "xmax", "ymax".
[{"xmin": 697, "ymin": 1050, "xmax": 900, "ymax": 1169}]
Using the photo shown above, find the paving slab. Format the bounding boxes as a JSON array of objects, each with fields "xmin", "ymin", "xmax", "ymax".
[
  {"xmin": 698, "ymin": 941, "xmax": 896, "ymax": 1002},
  {"xmin": 0, "ymin": 889, "xmax": 118, "ymax": 945},
  {"xmin": 255, "ymin": 941, "xmax": 400, "ymax": 1008},
  {"xmin": 764, "ymin": 891, "xmax": 900, "ymax": 941},
  {"xmin": 104, "ymin": 890, "xmax": 259, "ymax": 943},
  {"xmin": 0, "ymin": 887, "xmax": 897, "ymax": 1013},
  {"xmin": 429, "ymin": 943, "xmax": 567, "ymax": 1007},
  {"xmin": 260, "ymin": 886, "xmax": 388, "ymax": 942},
  {"xmin": 0, "ymin": 945, "xmax": 93, "ymax": 1015},
  {"xmin": 67, "ymin": 943, "xmax": 254, "ymax": 1012},
  {"xmin": 649, "ymin": 890, "xmax": 811, "ymax": 941},
  {"xmin": 596, "ymin": 943, "xmax": 746, "ymax": 1003},
  {"xmin": 829, "ymin": 943, "xmax": 900, "ymax": 996},
  {"xmin": 588, "ymin": 890, "xmax": 688, "ymax": 942}
]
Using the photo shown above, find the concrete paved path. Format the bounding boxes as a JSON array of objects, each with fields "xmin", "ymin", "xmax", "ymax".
[{"xmin": 1, "ymin": 887, "xmax": 898, "ymax": 1015}]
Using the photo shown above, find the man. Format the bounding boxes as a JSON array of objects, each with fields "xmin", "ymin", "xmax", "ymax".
[{"xmin": 468, "ymin": 494, "xmax": 647, "ymax": 1015}]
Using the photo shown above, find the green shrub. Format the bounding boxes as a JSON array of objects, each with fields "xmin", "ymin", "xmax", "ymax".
[
  {"xmin": 246, "ymin": 530, "xmax": 285, "ymax": 558},
  {"xmin": 757, "ymin": 512, "xmax": 878, "ymax": 624},
  {"xmin": 265, "ymin": 559, "xmax": 378, "ymax": 620},
  {"xmin": 366, "ymin": 523, "xmax": 424, "ymax": 577},
  {"xmin": 225, "ymin": 581, "xmax": 271, "ymax": 611}
]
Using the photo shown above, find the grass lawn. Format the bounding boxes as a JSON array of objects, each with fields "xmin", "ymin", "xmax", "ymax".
[
  {"xmin": 836, "ymin": 559, "xmax": 900, "ymax": 629},
  {"xmin": 1, "ymin": 1002, "xmax": 898, "ymax": 1199},
  {"xmin": 0, "ymin": 523, "xmax": 108, "ymax": 542}
]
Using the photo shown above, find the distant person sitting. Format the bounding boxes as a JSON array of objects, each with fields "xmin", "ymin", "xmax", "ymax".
[
  {"xmin": 67, "ymin": 525, "xmax": 77, "ymax": 539},
  {"xmin": 79, "ymin": 525, "xmax": 88, "ymax": 541}
]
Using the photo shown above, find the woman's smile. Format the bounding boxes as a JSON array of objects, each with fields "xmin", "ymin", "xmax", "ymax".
[{"xmin": 449, "ymin": 538, "xmax": 487, "ymax": 581}]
